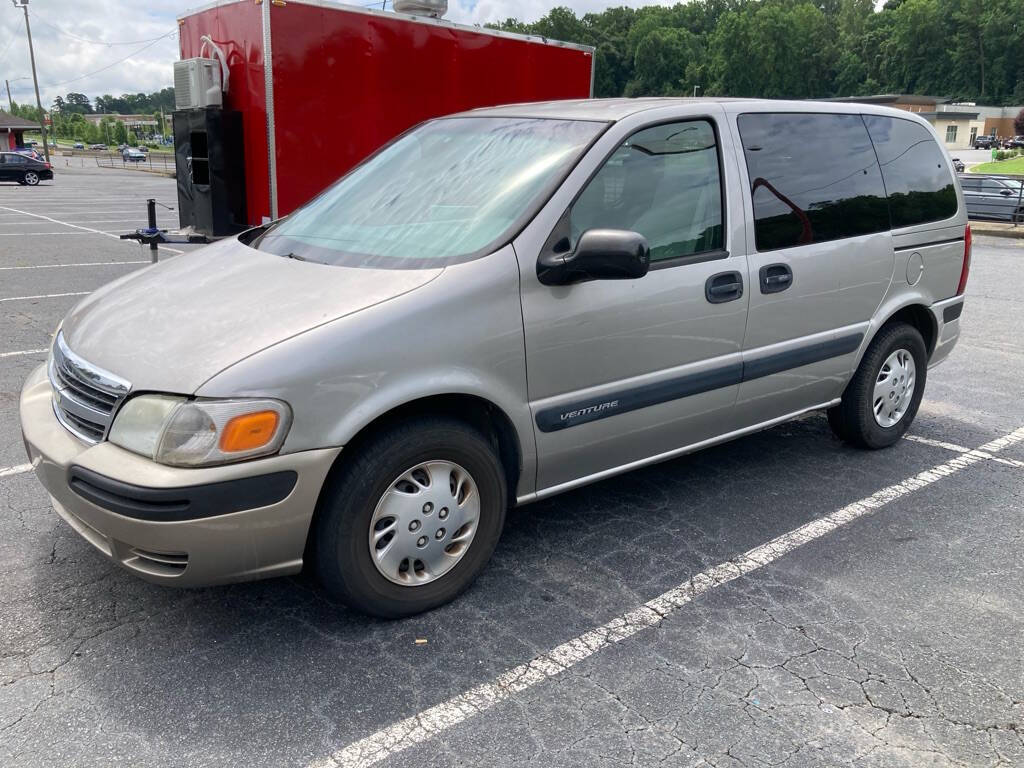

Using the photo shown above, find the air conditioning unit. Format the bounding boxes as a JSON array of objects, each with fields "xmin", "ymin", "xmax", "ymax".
[{"xmin": 174, "ymin": 58, "xmax": 223, "ymax": 110}]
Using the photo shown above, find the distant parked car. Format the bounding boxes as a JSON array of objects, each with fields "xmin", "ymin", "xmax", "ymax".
[
  {"xmin": 73, "ymin": 142, "xmax": 85, "ymax": 149},
  {"xmin": 0, "ymin": 151, "xmax": 53, "ymax": 185},
  {"xmin": 959, "ymin": 175, "xmax": 1024, "ymax": 221},
  {"xmin": 951, "ymin": 157, "xmax": 965, "ymax": 172},
  {"xmin": 89, "ymin": 143, "xmax": 107, "ymax": 151},
  {"xmin": 973, "ymin": 135, "xmax": 995, "ymax": 149},
  {"xmin": 1008, "ymin": 136, "xmax": 1024, "ymax": 149},
  {"xmin": 122, "ymin": 148, "xmax": 146, "ymax": 162},
  {"xmin": 138, "ymin": 145, "xmax": 149, "ymax": 153},
  {"xmin": 27, "ymin": 140, "xmax": 38, "ymax": 147}
]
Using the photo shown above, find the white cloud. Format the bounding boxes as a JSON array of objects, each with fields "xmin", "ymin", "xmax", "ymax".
[
  {"xmin": 446, "ymin": 0, "xmax": 672, "ymax": 25},
  {"xmin": 0, "ymin": 1, "xmax": 672, "ymax": 112}
]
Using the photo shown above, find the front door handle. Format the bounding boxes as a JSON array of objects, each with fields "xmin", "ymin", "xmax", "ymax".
[
  {"xmin": 705, "ymin": 271, "xmax": 744, "ymax": 304},
  {"xmin": 759, "ymin": 263, "xmax": 793, "ymax": 294}
]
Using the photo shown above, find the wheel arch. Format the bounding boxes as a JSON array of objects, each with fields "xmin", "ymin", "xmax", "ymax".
[
  {"xmin": 304, "ymin": 392, "xmax": 525, "ymax": 560},
  {"xmin": 878, "ymin": 303, "xmax": 937, "ymax": 358},
  {"xmin": 859, "ymin": 297, "xmax": 938, "ymax": 368}
]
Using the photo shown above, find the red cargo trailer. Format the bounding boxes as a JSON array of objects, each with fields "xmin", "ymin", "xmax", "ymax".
[{"xmin": 177, "ymin": 1, "xmax": 595, "ymax": 226}]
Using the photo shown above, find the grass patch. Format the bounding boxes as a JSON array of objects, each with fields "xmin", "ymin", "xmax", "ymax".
[{"xmin": 970, "ymin": 156, "xmax": 1024, "ymax": 175}]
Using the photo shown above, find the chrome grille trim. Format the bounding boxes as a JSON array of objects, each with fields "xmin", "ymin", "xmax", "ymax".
[{"xmin": 48, "ymin": 331, "xmax": 131, "ymax": 445}]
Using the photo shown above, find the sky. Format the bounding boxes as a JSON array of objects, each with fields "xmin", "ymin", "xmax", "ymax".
[{"xmin": 0, "ymin": 1, "xmax": 669, "ymax": 111}]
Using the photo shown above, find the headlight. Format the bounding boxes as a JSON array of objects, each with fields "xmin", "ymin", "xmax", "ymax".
[{"xmin": 109, "ymin": 395, "xmax": 292, "ymax": 467}]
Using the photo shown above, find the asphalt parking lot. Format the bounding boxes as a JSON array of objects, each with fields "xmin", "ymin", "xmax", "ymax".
[{"xmin": 1, "ymin": 166, "xmax": 1023, "ymax": 768}]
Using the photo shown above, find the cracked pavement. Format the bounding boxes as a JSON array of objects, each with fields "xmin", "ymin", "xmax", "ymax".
[{"xmin": 1, "ymin": 169, "xmax": 1022, "ymax": 767}]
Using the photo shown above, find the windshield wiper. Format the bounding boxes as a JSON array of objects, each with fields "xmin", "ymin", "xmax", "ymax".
[{"xmin": 282, "ymin": 252, "xmax": 307, "ymax": 262}]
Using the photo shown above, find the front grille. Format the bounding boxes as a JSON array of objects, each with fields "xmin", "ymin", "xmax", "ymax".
[{"xmin": 48, "ymin": 332, "xmax": 131, "ymax": 445}]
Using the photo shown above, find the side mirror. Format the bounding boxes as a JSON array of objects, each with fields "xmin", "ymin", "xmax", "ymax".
[{"xmin": 538, "ymin": 229, "xmax": 650, "ymax": 286}]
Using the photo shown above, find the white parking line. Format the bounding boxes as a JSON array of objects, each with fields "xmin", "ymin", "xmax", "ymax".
[
  {"xmin": 0, "ymin": 464, "xmax": 32, "ymax": 479},
  {"xmin": 906, "ymin": 433, "xmax": 1024, "ymax": 468},
  {"xmin": 0, "ymin": 220, "xmax": 152, "ymax": 225},
  {"xmin": 0, "ymin": 261, "xmax": 146, "ymax": 271},
  {"xmin": 0, "ymin": 205, "xmax": 183, "ymax": 255},
  {"xmin": 312, "ymin": 425, "xmax": 1024, "ymax": 768},
  {"xmin": 0, "ymin": 292, "xmax": 89, "ymax": 303},
  {"xmin": 0, "ymin": 348, "xmax": 46, "ymax": 358}
]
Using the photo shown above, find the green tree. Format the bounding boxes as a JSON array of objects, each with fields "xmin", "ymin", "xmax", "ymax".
[
  {"xmin": 113, "ymin": 120, "xmax": 128, "ymax": 145},
  {"xmin": 628, "ymin": 27, "xmax": 703, "ymax": 96}
]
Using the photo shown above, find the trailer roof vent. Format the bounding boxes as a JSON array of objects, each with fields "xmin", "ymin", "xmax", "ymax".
[{"xmin": 393, "ymin": 0, "xmax": 447, "ymax": 17}]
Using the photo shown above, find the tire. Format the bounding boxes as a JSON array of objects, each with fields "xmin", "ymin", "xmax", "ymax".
[
  {"xmin": 827, "ymin": 322, "xmax": 927, "ymax": 449},
  {"xmin": 313, "ymin": 416, "xmax": 507, "ymax": 618},
  {"xmin": 22, "ymin": 172, "xmax": 39, "ymax": 186}
]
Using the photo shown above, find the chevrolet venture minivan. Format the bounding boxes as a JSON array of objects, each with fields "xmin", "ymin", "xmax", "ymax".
[{"xmin": 20, "ymin": 99, "xmax": 969, "ymax": 617}]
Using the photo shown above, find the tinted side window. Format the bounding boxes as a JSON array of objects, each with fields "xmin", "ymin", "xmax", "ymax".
[
  {"xmin": 863, "ymin": 115, "xmax": 957, "ymax": 228},
  {"xmin": 738, "ymin": 113, "xmax": 889, "ymax": 251},
  {"xmin": 568, "ymin": 120, "xmax": 723, "ymax": 263}
]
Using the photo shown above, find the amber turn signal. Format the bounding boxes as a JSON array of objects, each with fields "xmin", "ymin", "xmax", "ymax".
[{"xmin": 219, "ymin": 411, "xmax": 280, "ymax": 453}]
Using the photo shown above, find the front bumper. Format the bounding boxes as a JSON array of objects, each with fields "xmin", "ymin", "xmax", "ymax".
[{"xmin": 19, "ymin": 364, "xmax": 341, "ymax": 587}]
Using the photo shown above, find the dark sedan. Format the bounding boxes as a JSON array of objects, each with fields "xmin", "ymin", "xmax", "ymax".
[{"xmin": 0, "ymin": 151, "xmax": 53, "ymax": 185}]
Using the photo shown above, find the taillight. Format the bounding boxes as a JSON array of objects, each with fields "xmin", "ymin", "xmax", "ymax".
[
  {"xmin": 44, "ymin": 162, "xmax": 51, "ymax": 169},
  {"xmin": 956, "ymin": 223, "xmax": 971, "ymax": 296}
]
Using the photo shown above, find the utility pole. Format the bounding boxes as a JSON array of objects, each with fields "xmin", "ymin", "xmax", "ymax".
[
  {"xmin": 5, "ymin": 80, "xmax": 13, "ymax": 112},
  {"xmin": 11, "ymin": 0, "xmax": 49, "ymax": 163},
  {"xmin": 693, "ymin": 85, "xmax": 701, "ymax": 98}
]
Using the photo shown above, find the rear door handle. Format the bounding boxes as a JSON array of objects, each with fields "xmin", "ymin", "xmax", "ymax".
[
  {"xmin": 759, "ymin": 263, "xmax": 793, "ymax": 294},
  {"xmin": 705, "ymin": 271, "xmax": 744, "ymax": 304}
]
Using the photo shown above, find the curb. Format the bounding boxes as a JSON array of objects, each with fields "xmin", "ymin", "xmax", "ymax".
[
  {"xmin": 970, "ymin": 223, "xmax": 1024, "ymax": 240},
  {"xmin": 95, "ymin": 165, "xmax": 176, "ymax": 179}
]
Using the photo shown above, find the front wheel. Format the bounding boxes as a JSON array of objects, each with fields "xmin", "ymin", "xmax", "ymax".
[
  {"xmin": 313, "ymin": 416, "xmax": 507, "ymax": 618},
  {"xmin": 22, "ymin": 171, "xmax": 39, "ymax": 186},
  {"xmin": 828, "ymin": 322, "xmax": 927, "ymax": 449}
]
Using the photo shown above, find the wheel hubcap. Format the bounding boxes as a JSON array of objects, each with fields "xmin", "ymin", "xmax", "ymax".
[
  {"xmin": 25, "ymin": 173, "xmax": 37, "ymax": 184},
  {"xmin": 368, "ymin": 460, "xmax": 480, "ymax": 586},
  {"xmin": 872, "ymin": 348, "xmax": 916, "ymax": 428}
]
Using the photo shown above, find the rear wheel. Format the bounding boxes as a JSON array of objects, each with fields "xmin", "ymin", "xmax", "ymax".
[
  {"xmin": 827, "ymin": 322, "xmax": 927, "ymax": 449},
  {"xmin": 22, "ymin": 171, "xmax": 39, "ymax": 186},
  {"xmin": 313, "ymin": 416, "xmax": 507, "ymax": 618}
]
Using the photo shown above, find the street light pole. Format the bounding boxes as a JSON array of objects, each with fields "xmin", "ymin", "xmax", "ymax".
[{"xmin": 12, "ymin": 0, "xmax": 50, "ymax": 163}]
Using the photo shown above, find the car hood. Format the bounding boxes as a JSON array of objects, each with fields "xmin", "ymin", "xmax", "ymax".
[{"xmin": 61, "ymin": 237, "xmax": 443, "ymax": 394}]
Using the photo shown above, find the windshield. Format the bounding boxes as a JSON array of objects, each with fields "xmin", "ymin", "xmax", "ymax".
[{"xmin": 257, "ymin": 117, "xmax": 605, "ymax": 268}]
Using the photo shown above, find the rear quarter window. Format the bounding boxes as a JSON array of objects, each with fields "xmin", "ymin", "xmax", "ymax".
[
  {"xmin": 738, "ymin": 112, "xmax": 890, "ymax": 251},
  {"xmin": 862, "ymin": 115, "xmax": 958, "ymax": 228}
]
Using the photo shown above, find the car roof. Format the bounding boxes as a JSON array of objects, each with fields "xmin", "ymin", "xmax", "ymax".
[
  {"xmin": 451, "ymin": 97, "xmax": 936, "ymax": 126},
  {"xmin": 452, "ymin": 97, "xmax": 753, "ymax": 121}
]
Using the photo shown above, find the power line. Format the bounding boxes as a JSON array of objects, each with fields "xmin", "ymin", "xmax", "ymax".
[
  {"xmin": 29, "ymin": 12, "xmax": 177, "ymax": 47},
  {"xmin": 0, "ymin": 14, "xmax": 26, "ymax": 67},
  {"xmin": 41, "ymin": 31, "xmax": 177, "ymax": 89}
]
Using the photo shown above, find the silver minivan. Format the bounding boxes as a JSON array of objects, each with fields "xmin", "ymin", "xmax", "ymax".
[{"xmin": 20, "ymin": 99, "xmax": 970, "ymax": 617}]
